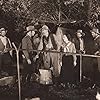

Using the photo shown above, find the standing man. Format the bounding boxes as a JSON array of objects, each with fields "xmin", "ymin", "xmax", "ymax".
[
  {"xmin": 72, "ymin": 29, "xmax": 85, "ymax": 83},
  {"xmin": 91, "ymin": 28, "xmax": 100, "ymax": 72},
  {"xmin": 0, "ymin": 27, "xmax": 12, "ymax": 75},
  {"xmin": 22, "ymin": 25, "xmax": 37, "ymax": 82},
  {"xmin": 72, "ymin": 29, "xmax": 85, "ymax": 54},
  {"xmin": 36, "ymin": 25, "xmax": 59, "ymax": 84}
]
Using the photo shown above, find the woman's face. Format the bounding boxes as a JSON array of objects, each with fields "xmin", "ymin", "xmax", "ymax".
[
  {"xmin": 91, "ymin": 31, "xmax": 97, "ymax": 38},
  {"xmin": 63, "ymin": 35, "xmax": 68, "ymax": 42}
]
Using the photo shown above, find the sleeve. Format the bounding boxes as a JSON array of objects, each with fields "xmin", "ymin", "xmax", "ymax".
[
  {"xmin": 38, "ymin": 37, "xmax": 43, "ymax": 51},
  {"xmin": 22, "ymin": 38, "xmax": 30, "ymax": 59},
  {"xmin": 7, "ymin": 38, "xmax": 12, "ymax": 48},
  {"xmin": 7, "ymin": 38, "xmax": 13, "ymax": 56}
]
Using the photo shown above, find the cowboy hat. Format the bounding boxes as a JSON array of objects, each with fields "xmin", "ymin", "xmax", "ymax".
[
  {"xmin": 0, "ymin": 28, "xmax": 6, "ymax": 33},
  {"xmin": 76, "ymin": 29, "xmax": 85, "ymax": 36},
  {"xmin": 90, "ymin": 28, "xmax": 100, "ymax": 35},
  {"xmin": 42, "ymin": 25, "xmax": 49, "ymax": 30},
  {"xmin": 39, "ymin": 25, "xmax": 50, "ymax": 33},
  {"xmin": 26, "ymin": 25, "xmax": 37, "ymax": 33}
]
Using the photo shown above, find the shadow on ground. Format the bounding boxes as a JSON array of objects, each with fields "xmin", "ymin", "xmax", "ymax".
[{"xmin": 0, "ymin": 78, "xmax": 99, "ymax": 100}]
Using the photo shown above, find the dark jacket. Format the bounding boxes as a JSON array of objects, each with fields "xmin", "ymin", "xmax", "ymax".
[
  {"xmin": 72, "ymin": 36, "xmax": 85, "ymax": 54},
  {"xmin": 94, "ymin": 35, "xmax": 100, "ymax": 52},
  {"xmin": 22, "ymin": 35, "xmax": 33, "ymax": 59}
]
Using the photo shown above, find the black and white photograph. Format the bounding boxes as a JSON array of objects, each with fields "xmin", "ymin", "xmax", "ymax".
[{"xmin": 0, "ymin": 0, "xmax": 100, "ymax": 100}]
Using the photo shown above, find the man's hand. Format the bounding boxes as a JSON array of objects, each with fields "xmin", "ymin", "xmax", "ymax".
[
  {"xmin": 95, "ymin": 51, "xmax": 100, "ymax": 55},
  {"xmin": 4, "ymin": 48, "xmax": 8, "ymax": 53},
  {"xmin": 9, "ymin": 50, "xmax": 13, "ymax": 57},
  {"xmin": 73, "ymin": 61, "xmax": 77, "ymax": 67},
  {"xmin": 27, "ymin": 59, "xmax": 31, "ymax": 64},
  {"xmin": 33, "ymin": 55, "xmax": 39, "ymax": 62}
]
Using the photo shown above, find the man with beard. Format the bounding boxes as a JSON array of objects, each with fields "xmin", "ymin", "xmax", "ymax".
[{"xmin": 35, "ymin": 24, "xmax": 59, "ymax": 84}]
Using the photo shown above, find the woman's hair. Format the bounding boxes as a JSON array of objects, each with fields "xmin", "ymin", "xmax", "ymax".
[{"xmin": 65, "ymin": 34, "xmax": 72, "ymax": 41}]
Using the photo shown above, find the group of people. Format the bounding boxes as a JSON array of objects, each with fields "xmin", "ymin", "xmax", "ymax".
[
  {"xmin": 21, "ymin": 24, "xmax": 86, "ymax": 85},
  {"xmin": 0, "ymin": 24, "xmax": 100, "ymax": 86}
]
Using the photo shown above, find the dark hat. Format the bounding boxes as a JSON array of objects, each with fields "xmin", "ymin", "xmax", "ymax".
[{"xmin": 76, "ymin": 29, "xmax": 85, "ymax": 36}]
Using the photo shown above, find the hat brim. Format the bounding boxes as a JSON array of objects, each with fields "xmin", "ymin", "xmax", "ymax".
[
  {"xmin": 75, "ymin": 31, "xmax": 85, "ymax": 36},
  {"xmin": 25, "ymin": 29, "xmax": 37, "ymax": 33},
  {"xmin": 39, "ymin": 28, "xmax": 50, "ymax": 33},
  {"xmin": 90, "ymin": 30, "xmax": 100, "ymax": 35},
  {"xmin": 0, "ymin": 29, "xmax": 6, "ymax": 33}
]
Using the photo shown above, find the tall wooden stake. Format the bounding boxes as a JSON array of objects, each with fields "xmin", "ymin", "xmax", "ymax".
[
  {"xmin": 12, "ymin": 43, "xmax": 21, "ymax": 100},
  {"xmin": 80, "ymin": 54, "xmax": 82, "ymax": 82}
]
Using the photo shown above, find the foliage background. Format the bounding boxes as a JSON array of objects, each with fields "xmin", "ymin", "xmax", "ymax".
[{"xmin": 0, "ymin": 0, "xmax": 99, "ymax": 44}]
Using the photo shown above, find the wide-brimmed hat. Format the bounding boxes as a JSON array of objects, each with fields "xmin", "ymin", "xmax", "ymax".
[
  {"xmin": 26, "ymin": 25, "xmax": 37, "ymax": 33},
  {"xmin": 90, "ymin": 28, "xmax": 100, "ymax": 35},
  {"xmin": 76, "ymin": 29, "xmax": 85, "ymax": 36},
  {"xmin": 39, "ymin": 25, "xmax": 50, "ymax": 33},
  {"xmin": 0, "ymin": 28, "xmax": 6, "ymax": 33},
  {"xmin": 41, "ymin": 25, "xmax": 50, "ymax": 32},
  {"xmin": 42, "ymin": 25, "xmax": 49, "ymax": 30}
]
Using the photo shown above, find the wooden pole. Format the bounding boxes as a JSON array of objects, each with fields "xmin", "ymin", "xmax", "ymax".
[
  {"xmin": 16, "ymin": 50, "xmax": 21, "ymax": 100},
  {"xmin": 80, "ymin": 54, "xmax": 82, "ymax": 82},
  {"xmin": 12, "ymin": 43, "xmax": 21, "ymax": 100}
]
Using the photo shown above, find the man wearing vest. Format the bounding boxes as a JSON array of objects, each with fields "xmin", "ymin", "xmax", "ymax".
[{"xmin": 0, "ymin": 27, "xmax": 12, "ymax": 76}]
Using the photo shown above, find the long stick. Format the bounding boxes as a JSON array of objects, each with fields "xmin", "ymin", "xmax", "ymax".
[
  {"xmin": 16, "ymin": 50, "xmax": 21, "ymax": 100},
  {"xmin": 80, "ymin": 54, "xmax": 82, "ymax": 82},
  {"xmin": 12, "ymin": 43, "xmax": 21, "ymax": 100}
]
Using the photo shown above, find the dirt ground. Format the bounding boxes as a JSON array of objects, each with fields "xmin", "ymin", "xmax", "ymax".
[{"xmin": 0, "ymin": 78, "xmax": 99, "ymax": 100}]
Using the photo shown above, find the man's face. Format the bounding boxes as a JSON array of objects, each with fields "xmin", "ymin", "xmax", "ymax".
[
  {"xmin": 91, "ymin": 31, "xmax": 97, "ymax": 38},
  {"xmin": 77, "ymin": 32, "xmax": 82, "ymax": 38},
  {"xmin": 31, "ymin": 30, "xmax": 35, "ymax": 37},
  {"xmin": 1, "ymin": 30, "xmax": 6, "ymax": 36}
]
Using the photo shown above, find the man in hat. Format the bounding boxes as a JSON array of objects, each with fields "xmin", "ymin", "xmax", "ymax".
[
  {"xmin": 72, "ymin": 29, "xmax": 86, "ymax": 83},
  {"xmin": 72, "ymin": 29, "xmax": 85, "ymax": 54},
  {"xmin": 91, "ymin": 28, "xmax": 100, "ymax": 54},
  {"xmin": 0, "ymin": 27, "xmax": 12, "ymax": 75},
  {"xmin": 22, "ymin": 25, "xmax": 37, "ymax": 82},
  {"xmin": 91, "ymin": 28, "xmax": 100, "ymax": 73},
  {"xmin": 36, "ymin": 24, "xmax": 60, "ymax": 84}
]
